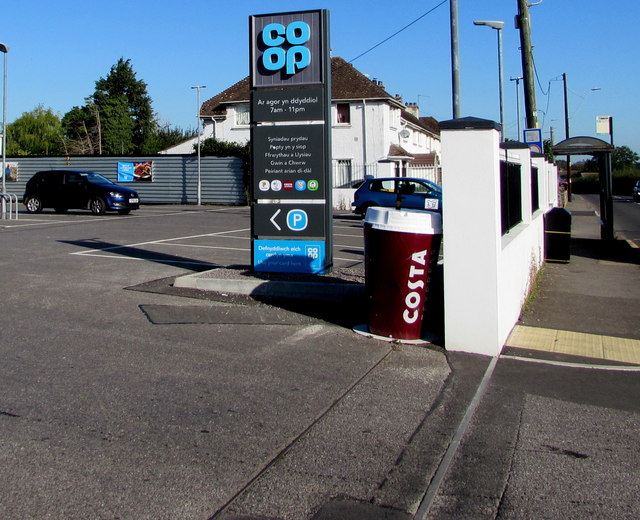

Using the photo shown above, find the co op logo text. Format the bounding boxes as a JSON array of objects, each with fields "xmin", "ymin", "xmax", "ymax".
[{"xmin": 261, "ymin": 21, "xmax": 311, "ymax": 75}]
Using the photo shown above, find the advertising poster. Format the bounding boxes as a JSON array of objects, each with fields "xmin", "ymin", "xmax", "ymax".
[
  {"xmin": 4, "ymin": 161, "xmax": 18, "ymax": 182},
  {"xmin": 118, "ymin": 161, "xmax": 153, "ymax": 182}
]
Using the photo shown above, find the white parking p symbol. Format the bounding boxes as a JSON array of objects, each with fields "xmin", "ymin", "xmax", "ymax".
[{"xmin": 287, "ymin": 209, "xmax": 308, "ymax": 231}]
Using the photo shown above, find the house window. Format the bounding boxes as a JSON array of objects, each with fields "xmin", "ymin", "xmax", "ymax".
[
  {"xmin": 236, "ymin": 105, "xmax": 250, "ymax": 126},
  {"xmin": 336, "ymin": 103, "xmax": 350, "ymax": 124}
]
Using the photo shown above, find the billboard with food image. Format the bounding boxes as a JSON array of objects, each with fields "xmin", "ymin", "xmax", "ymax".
[{"xmin": 118, "ymin": 161, "xmax": 153, "ymax": 182}]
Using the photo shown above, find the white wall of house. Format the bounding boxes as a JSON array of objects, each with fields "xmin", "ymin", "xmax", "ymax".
[
  {"xmin": 165, "ymin": 99, "xmax": 439, "ymax": 167},
  {"xmin": 209, "ymin": 104, "xmax": 251, "ymax": 145},
  {"xmin": 161, "ymin": 98, "xmax": 442, "ymax": 210},
  {"xmin": 332, "ymin": 100, "xmax": 389, "ymax": 175}
]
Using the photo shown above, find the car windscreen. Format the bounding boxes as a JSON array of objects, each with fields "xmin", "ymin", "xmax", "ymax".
[{"xmin": 82, "ymin": 172, "xmax": 114, "ymax": 185}]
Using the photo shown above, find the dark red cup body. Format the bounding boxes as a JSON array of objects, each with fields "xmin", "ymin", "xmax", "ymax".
[{"xmin": 364, "ymin": 209, "xmax": 442, "ymax": 340}]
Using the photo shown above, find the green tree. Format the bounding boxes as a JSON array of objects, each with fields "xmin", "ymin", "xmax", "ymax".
[
  {"xmin": 145, "ymin": 124, "xmax": 197, "ymax": 153},
  {"xmin": 100, "ymin": 94, "xmax": 135, "ymax": 154},
  {"xmin": 543, "ymin": 139, "xmax": 554, "ymax": 163},
  {"xmin": 61, "ymin": 103, "xmax": 101, "ymax": 154},
  {"xmin": 7, "ymin": 105, "xmax": 64, "ymax": 155},
  {"xmin": 62, "ymin": 58, "xmax": 157, "ymax": 155},
  {"xmin": 200, "ymin": 137, "xmax": 249, "ymax": 159},
  {"xmin": 92, "ymin": 58, "xmax": 155, "ymax": 154},
  {"xmin": 61, "ymin": 58, "xmax": 194, "ymax": 155},
  {"xmin": 612, "ymin": 145, "xmax": 639, "ymax": 170}
]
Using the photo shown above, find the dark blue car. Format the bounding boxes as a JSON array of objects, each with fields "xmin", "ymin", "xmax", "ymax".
[
  {"xmin": 352, "ymin": 177, "xmax": 442, "ymax": 216},
  {"xmin": 24, "ymin": 170, "xmax": 140, "ymax": 215}
]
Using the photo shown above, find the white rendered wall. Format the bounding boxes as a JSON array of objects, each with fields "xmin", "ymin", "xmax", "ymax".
[
  {"xmin": 442, "ymin": 126, "xmax": 502, "ymax": 355},
  {"xmin": 441, "ymin": 124, "xmax": 549, "ymax": 356}
]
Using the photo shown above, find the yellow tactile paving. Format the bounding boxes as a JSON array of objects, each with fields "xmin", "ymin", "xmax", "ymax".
[
  {"xmin": 602, "ymin": 336, "xmax": 640, "ymax": 364},
  {"xmin": 506, "ymin": 325, "xmax": 640, "ymax": 365},
  {"xmin": 507, "ymin": 326, "xmax": 556, "ymax": 351},
  {"xmin": 556, "ymin": 330, "xmax": 604, "ymax": 359}
]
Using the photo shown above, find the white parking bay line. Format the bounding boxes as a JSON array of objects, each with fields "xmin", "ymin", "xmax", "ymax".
[
  {"xmin": 70, "ymin": 228, "xmax": 251, "ymax": 256},
  {"xmin": 158, "ymin": 243, "xmax": 250, "ymax": 252},
  {"xmin": 73, "ymin": 253, "xmax": 219, "ymax": 266}
]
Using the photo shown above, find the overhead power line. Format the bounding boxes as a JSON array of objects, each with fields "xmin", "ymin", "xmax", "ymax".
[{"xmin": 348, "ymin": 0, "xmax": 448, "ymax": 64}]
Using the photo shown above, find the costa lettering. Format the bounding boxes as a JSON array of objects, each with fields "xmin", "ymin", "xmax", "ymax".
[
  {"xmin": 261, "ymin": 21, "xmax": 311, "ymax": 75},
  {"xmin": 403, "ymin": 250, "xmax": 428, "ymax": 324}
]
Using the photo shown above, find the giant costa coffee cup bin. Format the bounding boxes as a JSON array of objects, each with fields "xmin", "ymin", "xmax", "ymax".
[{"xmin": 363, "ymin": 207, "xmax": 442, "ymax": 341}]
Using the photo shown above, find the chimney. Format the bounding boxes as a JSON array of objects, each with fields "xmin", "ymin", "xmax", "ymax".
[{"xmin": 406, "ymin": 102, "xmax": 420, "ymax": 118}]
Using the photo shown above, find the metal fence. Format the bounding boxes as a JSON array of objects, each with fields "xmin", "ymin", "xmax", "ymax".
[{"xmin": 3, "ymin": 155, "xmax": 246, "ymax": 205}]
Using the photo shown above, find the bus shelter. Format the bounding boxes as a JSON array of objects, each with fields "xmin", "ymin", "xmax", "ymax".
[{"xmin": 553, "ymin": 136, "xmax": 615, "ymax": 241}]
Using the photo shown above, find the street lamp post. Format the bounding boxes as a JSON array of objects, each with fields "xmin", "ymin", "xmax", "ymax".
[
  {"xmin": 191, "ymin": 85, "xmax": 206, "ymax": 205},
  {"xmin": 450, "ymin": 0, "xmax": 461, "ymax": 119},
  {"xmin": 1, "ymin": 43, "xmax": 8, "ymax": 218},
  {"xmin": 510, "ymin": 76, "xmax": 523, "ymax": 140},
  {"xmin": 474, "ymin": 20, "xmax": 505, "ymax": 140}
]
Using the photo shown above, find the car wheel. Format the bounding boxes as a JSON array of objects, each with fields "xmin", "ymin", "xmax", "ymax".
[
  {"xmin": 54, "ymin": 207, "xmax": 68, "ymax": 213},
  {"xmin": 89, "ymin": 197, "xmax": 106, "ymax": 215},
  {"xmin": 24, "ymin": 196, "xmax": 43, "ymax": 213},
  {"xmin": 117, "ymin": 209, "xmax": 131, "ymax": 215},
  {"xmin": 359, "ymin": 202, "xmax": 377, "ymax": 219}
]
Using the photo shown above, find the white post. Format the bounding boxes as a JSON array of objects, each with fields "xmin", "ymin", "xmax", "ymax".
[{"xmin": 441, "ymin": 118, "xmax": 503, "ymax": 356}]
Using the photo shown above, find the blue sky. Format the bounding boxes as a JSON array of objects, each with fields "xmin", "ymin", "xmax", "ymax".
[{"xmin": 3, "ymin": 0, "xmax": 639, "ymax": 153}]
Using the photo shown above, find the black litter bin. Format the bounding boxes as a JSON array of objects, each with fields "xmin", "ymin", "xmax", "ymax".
[{"xmin": 544, "ymin": 207, "xmax": 571, "ymax": 263}]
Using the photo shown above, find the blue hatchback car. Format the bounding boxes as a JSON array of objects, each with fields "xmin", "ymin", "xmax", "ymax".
[
  {"xmin": 352, "ymin": 177, "xmax": 442, "ymax": 216},
  {"xmin": 24, "ymin": 169, "xmax": 140, "ymax": 215}
]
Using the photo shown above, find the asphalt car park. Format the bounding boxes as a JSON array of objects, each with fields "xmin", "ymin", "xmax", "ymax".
[
  {"xmin": 0, "ymin": 205, "xmax": 365, "ymax": 273},
  {"xmin": 0, "ymin": 203, "xmax": 380, "ymax": 520}
]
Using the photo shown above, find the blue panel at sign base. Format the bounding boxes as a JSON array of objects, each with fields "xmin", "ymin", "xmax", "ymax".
[{"xmin": 254, "ymin": 239, "xmax": 326, "ymax": 273}]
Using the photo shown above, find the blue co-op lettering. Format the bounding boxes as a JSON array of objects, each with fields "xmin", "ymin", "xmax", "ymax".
[{"xmin": 262, "ymin": 21, "xmax": 311, "ymax": 75}]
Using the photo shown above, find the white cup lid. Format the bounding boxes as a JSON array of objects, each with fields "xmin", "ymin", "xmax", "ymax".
[{"xmin": 364, "ymin": 207, "xmax": 442, "ymax": 234}]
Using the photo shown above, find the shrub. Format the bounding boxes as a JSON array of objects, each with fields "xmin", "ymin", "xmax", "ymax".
[{"xmin": 571, "ymin": 167, "xmax": 640, "ymax": 195}]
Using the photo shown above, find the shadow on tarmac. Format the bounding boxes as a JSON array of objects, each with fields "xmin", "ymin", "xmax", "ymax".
[
  {"xmin": 570, "ymin": 236, "xmax": 639, "ymax": 265},
  {"xmin": 59, "ymin": 238, "xmax": 219, "ymax": 272}
]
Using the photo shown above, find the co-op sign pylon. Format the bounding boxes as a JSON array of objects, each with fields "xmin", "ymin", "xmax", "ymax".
[{"xmin": 249, "ymin": 9, "xmax": 333, "ymax": 274}]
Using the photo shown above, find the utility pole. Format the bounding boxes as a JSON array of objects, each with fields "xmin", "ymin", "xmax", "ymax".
[
  {"xmin": 562, "ymin": 73, "xmax": 569, "ymax": 139},
  {"xmin": 517, "ymin": 0, "xmax": 538, "ymax": 129},
  {"xmin": 562, "ymin": 72, "xmax": 572, "ymax": 201},
  {"xmin": 450, "ymin": 0, "xmax": 461, "ymax": 119}
]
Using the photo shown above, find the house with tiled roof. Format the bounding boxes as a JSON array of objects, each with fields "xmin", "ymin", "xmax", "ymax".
[{"xmin": 162, "ymin": 57, "xmax": 441, "ymax": 202}]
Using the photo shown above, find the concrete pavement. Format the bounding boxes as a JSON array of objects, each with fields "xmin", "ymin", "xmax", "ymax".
[
  {"xmin": 1, "ymin": 196, "xmax": 638, "ymax": 519},
  {"xmin": 171, "ymin": 194, "xmax": 640, "ymax": 519}
]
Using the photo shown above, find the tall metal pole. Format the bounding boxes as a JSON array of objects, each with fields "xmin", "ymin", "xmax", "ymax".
[
  {"xmin": 609, "ymin": 116, "xmax": 614, "ymax": 146},
  {"xmin": 450, "ymin": 0, "xmax": 461, "ymax": 119},
  {"xmin": 511, "ymin": 76, "xmax": 523, "ymax": 139},
  {"xmin": 1, "ymin": 43, "xmax": 8, "ymax": 219},
  {"xmin": 474, "ymin": 21, "xmax": 505, "ymax": 140},
  {"xmin": 562, "ymin": 73, "xmax": 572, "ymax": 201},
  {"xmin": 497, "ymin": 26, "xmax": 505, "ymax": 140},
  {"xmin": 562, "ymin": 73, "xmax": 569, "ymax": 139},
  {"xmin": 517, "ymin": 0, "xmax": 538, "ymax": 129},
  {"xmin": 191, "ymin": 85, "xmax": 206, "ymax": 206}
]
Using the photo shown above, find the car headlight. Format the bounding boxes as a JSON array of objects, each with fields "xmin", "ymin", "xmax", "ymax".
[{"xmin": 109, "ymin": 191, "xmax": 125, "ymax": 199}]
